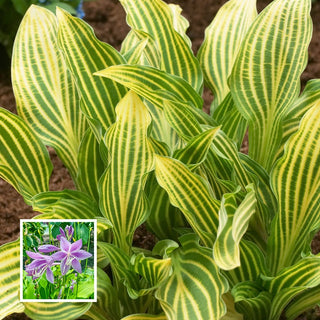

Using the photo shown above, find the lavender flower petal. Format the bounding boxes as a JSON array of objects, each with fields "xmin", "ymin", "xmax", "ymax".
[
  {"xmin": 38, "ymin": 245, "xmax": 60, "ymax": 253},
  {"xmin": 71, "ymin": 258, "xmax": 82, "ymax": 274},
  {"xmin": 60, "ymin": 256, "xmax": 70, "ymax": 275},
  {"xmin": 46, "ymin": 267, "xmax": 54, "ymax": 284},
  {"xmin": 59, "ymin": 227, "xmax": 66, "ymax": 238},
  {"xmin": 26, "ymin": 251, "xmax": 45, "ymax": 260},
  {"xmin": 72, "ymin": 250, "xmax": 92, "ymax": 260},
  {"xmin": 60, "ymin": 237, "xmax": 71, "ymax": 252},
  {"xmin": 51, "ymin": 251, "xmax": 67, "ymax": 260},
  {"xmin": 26, "ymin": 259, "xmax": 47, "ymax": 270},
  {"xmin": 70, "ymin": 239, "xmax": 82, "ymax": 252}
]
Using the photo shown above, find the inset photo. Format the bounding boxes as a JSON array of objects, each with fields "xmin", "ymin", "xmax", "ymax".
[{"xmin": 20, "ymin": 219, "xmax": 97, "ymax": 302}]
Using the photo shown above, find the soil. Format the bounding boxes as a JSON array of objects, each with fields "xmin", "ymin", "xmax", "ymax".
[{"xmin": 1, "ymin": 1, "xmax": 320, "ymax": 319}]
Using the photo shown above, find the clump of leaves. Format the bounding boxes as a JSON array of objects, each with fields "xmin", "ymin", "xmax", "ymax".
[{"xmin": 1, "ymin": 0, "xmax": 320, "ymax": 319}]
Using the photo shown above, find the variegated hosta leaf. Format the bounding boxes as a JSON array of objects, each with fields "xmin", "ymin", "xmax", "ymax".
[
  {"xmin": 155, "ymin": 155, "xmax": 220, "ymax": 247},
  {"xmin": 95, "ymin": 64, "xmax": 203, "ymax": 110},
  {"xmin": 239, "ymin": 153, "xmax": 277, "ymax": 222},
  {"xmin": 268, "ymin": 102, "xmax": 320, "ymax": 274},
  {"xmin": 231, "ymin": 281, "xmax": 272, "ymax": 320},
  {"xmin": 32, "ymin": 190, "xmax": 99, "ymax": 218},
  {"xmin": 0, "ymin": 108, "xmax": 52, "ymax": 204},
  {"xmin": 146, "ymin": 101, "xmax": 181, "ymax": 152},
  {"xmin": 268, "ymin": 287, "xmax": 306, "ymax": 320},
  {"xmin": 12, "ymin": 5, "xmax": 87, "ymax": 181},
  {"xmin": 156, "ymin": 234, "xmax": 229, "ymax": 320},
  {"xmin": 99, "ymin": 91, "xmax": 154, "ymax": 253},
  {"xmin": 167, "ymin": 4, "xmax": 191, "ymax": 48},
  {"xmin": 212, "ymin": 93, "xmax": 247, "ymax": 149},
  {"xmin": 224, "ymin": 240, "xmax": 267, "ymax": 286},
  {"xmin": 98, "ymin": 242, "xmax": 149, "ymax": 315},
  {"xmin": 229, "ymin": 0, "xmax": 312, "ymax": 171},
  {"xmin": 0, "ymin": 240, "xmax": 24, "ymax": 320},
  {"xmin": 121, "ymin": 30, "xmax": 160, "ymax": 68},
  {"xmin": 213, "ymin": 185, "xmax": 256, "ymax": 270},
  {"xmin": 262, "ymin": 255, "xmax": 320, "ymax": 320},
  {"xmin": 285, "ymin": 79, "xmax": 320, "ymax": 120},
  {"xmin": 31, "ymin": 189, "xmax": 112, "ymax": 233},
  {"xmin": 278, "ymin": 79, "xmax": 320, "ymax": 158},
  {"xmin": 24, "ymin": 302, "xmax": 91, "ymax": 320},
  {"xmin": 197, "ymin": 0, "xmax": 257, "ymax": 111},
  {"xmin": 122, "ymin": 314, "xmax": 167, "ymax": 320},
  {"xmin": 56, "ymin": 7, "xmax": 127, "ymax": 137},
  {"xmin": 119, "ymin": 0, "xmax": 203, "ymax": 93},
  {"xmin": 77, "ymin": 129, "xmax": 105, "ymax": 202},
  {"xmin": 173, "ymin": 127, "xmax": 220, "ymax": 168},
  {"xmin": 130, "ymin": 252, "xmax": 172, "ymax": 297},
  {"xmin": 123, "ymin": 38, "xmax": 149, "ymax": 65},
  {"xmin": 84, "ymin": 268, "xmax": 120, "ymax": 320},
  {"xmin": 146, "ymin": 175, "xmax": 185, "ymax": 241},
  {"xmin": 285, "ymin": 286, "xmax": 320, "ymax": 320}
]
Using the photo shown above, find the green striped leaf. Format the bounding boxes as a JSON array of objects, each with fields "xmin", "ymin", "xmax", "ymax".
[
  {"xmin": 12, "ymin": 5, "xmax": 87, "ymax": 181},
  {"xmin": 279, "ymin": 80, "xmax": 320, "ymax": 158},
  {"xmin": 285, "ymin": 79, "xmax": 320, "ymax": 120},
  {"xmin": 173, "ymin": 127, "xmax": 220, "ymax": 167},
  {"xmin": 77, "ymin": 129, "xmax": 105, "ymax": 202},
  {"xmin": 285, "ymin": 286, "xmax": 320, "ymax": 320},
  {"xmin": 24, "ymin": 302, "xmax": 91, "ymax": 320},
  {"xmin": 146, "ymin": 175, "xmax": 185, "ymax": 241},
  {"xmin": 224, "ymin": 240, "xmax": 267, "ymax": 286},
  {"xmin": 121, "ymin": 30, "xmax": 160, "ymax": 68},
  {"xmin": 0, "ymin": 240, "xmax": 24, "ymax": 320},
  {"xmin": 262, "ymin": 255, "xmax": 320, "ymax": 320},
  {"xmin": 99, "ymin": 91, "xmax": 154, "ymax": 253},
  {"xmin": 119, "ymin": 0, "xmax": 202, "ymax": 93},
  {"xmin": 98, "ymin": 242, "xmax": 148, "ymax": 315},
  {"xmin": 122, "ymin": 314, "xmax": 166, "ymax": 320},
  {"xmin": 232, "ymin": 281, "xmax": 272, "ymax": 320},
  {"xmin": 0, "ymin": 108, "xmax": 52, "ymax": 204},
  {"xmin": 156, "ymin": 234, "xmax": 229, "ymax": 320},
  {"xmin": 229, "ymin": 0, "xmax": 312, "ymax": 171},
  {"xmin": 198, "ymin": 0, "xmax": 257, "ymax": 111},
  {"xmin": 32, "ymin": 191, "xmax": 111, "ymax": 237},
  {"xmin": 213, "ymin": 185, "xmax": 256, "ymax": 270},
  {"xmin": 146, "ymin": 101, "xmax": 181, "ymax": 152},
  {"xmin": 212, "ymin": 93, "xmax": 247, "ymax": 149},
  {"xmin": 155, "ymin": 155, "xmax": 220, "ymax": 247},
  {"xmin": 125, "ymin": 38, "xmax": 149, "ymax": 65},
  {"xmin": 56, "ymin": 7, "xmax": 127, "ymax": 136},
  {"xmin": 84, "ymin": 268, "xmax": 120, "ymax": 320},
  {"xmin": 263, "ymin": 256, "xmax": 320, "ymax": 296},
  {"xmin": 131, "ymin": 253, "xmax": 172, "ymax": 290},
  {"xmin": 95, "ymin": 65, "xmax": 203, "ymax": 110},
  {"xmin": 267, "ymin": 102, "xmax": 320, "ymax": 273},
  {"xmin": 168, "ymin": 4, "xmax": 191, "ymax": 48}
]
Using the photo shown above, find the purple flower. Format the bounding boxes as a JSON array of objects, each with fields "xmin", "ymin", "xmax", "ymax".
[
  {"xmin": 56, "ymin": 225, "xmax": 74, "ymax": 241},
  {"xmin": 25, "ymin": 251, "xmax": 55, "ymax": 284},
  {"xmin": 38, "ymin": 244, "xmax": 59, "ymax": 253},
  {"xmin": 52, "ymin": 238, "xmax": 92, "ymax": 275}
]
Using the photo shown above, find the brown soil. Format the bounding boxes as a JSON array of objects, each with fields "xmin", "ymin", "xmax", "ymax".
[{"xmin": 1, "ymin": 1, "xmax": 320, "ymax": 319}]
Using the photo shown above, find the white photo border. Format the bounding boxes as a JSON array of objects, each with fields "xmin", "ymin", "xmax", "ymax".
[{"xmin": 20, "ymin": 219, "xmax": 97, "ymax": 303}]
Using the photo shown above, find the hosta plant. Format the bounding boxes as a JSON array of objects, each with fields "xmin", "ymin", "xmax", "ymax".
[{"xmin": 1, "ymin": 0, "xmax": 320, "ymax": 319}]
